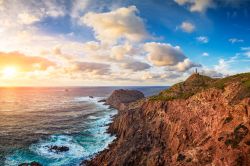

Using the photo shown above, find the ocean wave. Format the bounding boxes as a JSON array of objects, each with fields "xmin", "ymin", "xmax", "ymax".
[
  {"xmin": 5, "ymin": 100, "xmax": 117, "ymax": 166},
  {"xmin": 30, "ymin": 135, "xmax": 86, "ymax": 159},
  {"xmin": 73, "ymin": 96, "xmax": 109, "ymax": 109}
]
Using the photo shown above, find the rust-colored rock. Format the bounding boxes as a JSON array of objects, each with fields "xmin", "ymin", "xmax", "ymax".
[{"xmin": 84, "ymin": 73, "xmax": 250, "ymax": 166}]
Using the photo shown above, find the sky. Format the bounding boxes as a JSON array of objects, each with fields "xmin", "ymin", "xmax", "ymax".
[{"xmin": 0, "ymin": 0, "xmax": 249, "ymax": 86}]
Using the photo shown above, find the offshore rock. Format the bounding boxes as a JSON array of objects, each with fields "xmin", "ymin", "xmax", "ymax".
[{"xmin": 47, "ymin": 145, "xmax": 69, "ymax": 153}]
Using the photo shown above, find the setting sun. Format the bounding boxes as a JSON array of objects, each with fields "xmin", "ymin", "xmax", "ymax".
[{"xmin": 2, "ymin": 67, "xmax": 17, "ymax": 78}]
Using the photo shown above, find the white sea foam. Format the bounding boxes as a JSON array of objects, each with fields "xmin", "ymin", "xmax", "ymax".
[
  {"xmin": 30, "ymin": 135, "xmax": 86, "ymax": 159},
  {"xmin": 5, "ymin": 96, "xmax": 118, "ymax": 166},
  {"xmin": 74, "ymin": 96, "xmax": 109, "ymax": 109},
  {"xmin": 87, "ymin": 115, "xmax": 99, "ymax": 120}
]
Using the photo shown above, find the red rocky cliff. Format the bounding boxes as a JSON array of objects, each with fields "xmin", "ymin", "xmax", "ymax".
[{"xmin": 85, "ymin": 73, "xmax": 250, "ymax": 166}]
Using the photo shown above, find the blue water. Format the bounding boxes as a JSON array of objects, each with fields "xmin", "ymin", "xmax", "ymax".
[{"xmin": 0, "ymin": 86, "xmax": 166, "ymax": 166}]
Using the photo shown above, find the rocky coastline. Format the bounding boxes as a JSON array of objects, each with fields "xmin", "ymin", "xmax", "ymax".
[{"xmin": 84, "ymin": 73, "xmax": 250, "ymax": 166}]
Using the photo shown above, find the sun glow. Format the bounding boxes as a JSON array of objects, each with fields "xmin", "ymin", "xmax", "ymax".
[{"xmin": 2, "ymin": 67, "xmax": 17, "ymax": 78}]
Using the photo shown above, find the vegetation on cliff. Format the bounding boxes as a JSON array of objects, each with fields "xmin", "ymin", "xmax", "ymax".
[{"xmin": 150, "ymin": 72, "xmax": 250, "ymax": 101}]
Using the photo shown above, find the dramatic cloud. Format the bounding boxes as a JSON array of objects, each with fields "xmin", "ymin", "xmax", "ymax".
[
  {"xmin": 1, "ymin": 1, "xmax": 237, "ymax": 86},
  {"xmin": 82, "ymin": 6, "xmax": 148, "ymax": 43},
  {"xmin": 175, "ymin": 0, "xmax": 214, "ymax": 13},
  {"xmin": 121, "ymin": 60, "xmax": 151, "ymax": 71},
  {"xmin": 180, "ymin": 21, "xmax": 195, "ymax": 33},
  {"xmin": 144, "ymin": 42, "xmax": 200, "ymax": 72},
  {"xmin": 173, "ymin": 59, "xmax": 201, "ymax": 72},
  {"xmin": 0, "ymin": 52, "xmax": 55, "ymax": 72},
  {"xmin": 229, "ymin": 38, "xmax": 244, "ymax": 43},
  {"xmin": 72, "ymin": 62, "xmax": 111, "ymax": 75},
  {"xmin": 196, "ymin": 36, "xmax": 209, "ymax": 43},
  {"xmin": 144, "ymin": 42, "xmax": 186, "ymax": 66}
]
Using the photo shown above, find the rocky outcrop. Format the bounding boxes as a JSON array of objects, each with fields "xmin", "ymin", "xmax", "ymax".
[
  {"xmin": 106, "ymin": 89, "xmax": 145, "ymax": 109},
  {"xmin": 47, "ymin": 145, "xmax": 69, "ymax": 153},
  {"xmin": 85, "ymin": 73, "xmax": 250, "ymax": 166},
  {"xmin": 18, "ymin": 161, "xmax": 42, "ymax": 166}
]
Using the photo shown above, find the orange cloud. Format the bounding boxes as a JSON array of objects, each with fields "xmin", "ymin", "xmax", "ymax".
[{"xmin": 0, "ymin": 51, "xmax": 55, "ymax": 72}]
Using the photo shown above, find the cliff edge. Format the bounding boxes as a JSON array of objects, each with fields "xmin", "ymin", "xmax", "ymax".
[{"xmin": 85, "ymin": 73, "xmax": 250, "ymax": 166}]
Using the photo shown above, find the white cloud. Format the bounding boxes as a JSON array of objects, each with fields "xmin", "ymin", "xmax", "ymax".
[
  {"xmin": 144, "ymin": 42, "xmax": 186, "ymax": 66},
  {"xmin": 196, "ymin": 36, "xmax": 209, "ymax": 43},
  {"xmin": 173, "ymin": 59, "xmax": 201, "ymax": 72},
  {"xmin": 197, "ymin": 57, "xmax": 240, "ymax": 78},
  {"xmin": 241, "ymin": 47, "xmax": 250, "ymax": 51},
  {"xmin": 229, "ymin": 38, "xmax": 244, "ymax": 43},
  {"xmin": 144, "ymin": 42, "xmax": 200, "ymax": 72},
  {"xmin": 71, "ymin": 0, "xmax": 90, "ymax": 18},
  {"xmin": 0, "ymin": 0, "xmax": 66, "ymax": 27},
  {"xmin": 244, "ymin": 53, "xmax": 250, "ymax": 58},
  {"xmin": 17, "ymin": 12, "xmax": 40, "ymax": 25},
  {"xmin": 214, "ymin": 58, "xmax": 235, "ymax": 74},
  {"xmin": 111, "ymin": 43, "xmax": 137, "ymax": 60},
  {"xmin": 202, "ymin": 52, "xmax": 209, "ymax": 56},
  {"xmin": 180, "ymin": 21, "xmax": 195, "ymax": 33},
  {"xmin": 175, "ymin": 0, "xmax": 214, "ymax": 13},
  {"xmin": 82, "ymin": 41, "xmax": 101, "ymax": 52},
  {"xmin": 82, "ymin": 6, "xmax": 148, "ymax": 44},
  {"xmin": 0, "ymin": 1, "xmax": 210, "ymax": 85},
  {"xmin": 141, "ymin": 72, "xmax": 181, "ymax": 83},
  {"xmin": 240, "ymin": 47, "xmax": 250, "ymax": 58},
  {"xmin": 199, "ymin": 68, "xmax": 225, "ymax": 78}
]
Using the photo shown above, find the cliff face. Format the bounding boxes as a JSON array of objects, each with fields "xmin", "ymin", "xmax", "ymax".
[{"xmin": 86, "ymin": 73, "xmax": 250, "ymax": 166}]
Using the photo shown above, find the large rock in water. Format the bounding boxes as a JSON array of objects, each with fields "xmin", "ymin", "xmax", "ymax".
[
  {"xmin": 106, "ymin": 89, "xmax": 145, "ymax": 109},
  {"xmin": 47, "ymin": 145, "xmax": 69, "ymax": 153}
]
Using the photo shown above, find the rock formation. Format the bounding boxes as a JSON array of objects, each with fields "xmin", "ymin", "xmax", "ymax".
[
  {"xmin": 85, "ymin": 73, "xmax": 250, "ymax": 166},
  {"xmin": 47, "ymin": 145, "xmax": 69, "ymax": 153},
  {"xmin": 105, "ymin": 89, "xmax": 145, "ymax": 109}
]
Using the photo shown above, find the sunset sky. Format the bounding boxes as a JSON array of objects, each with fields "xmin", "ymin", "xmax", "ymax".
[{"xmin": 0, "ymin": 0, "xmax": 249, "ymax": 86}]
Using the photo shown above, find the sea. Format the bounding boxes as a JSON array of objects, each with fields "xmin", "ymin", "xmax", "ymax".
[{"xmin": 0, "ymin": 86, "xmax": 166, "ymax": 166}]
